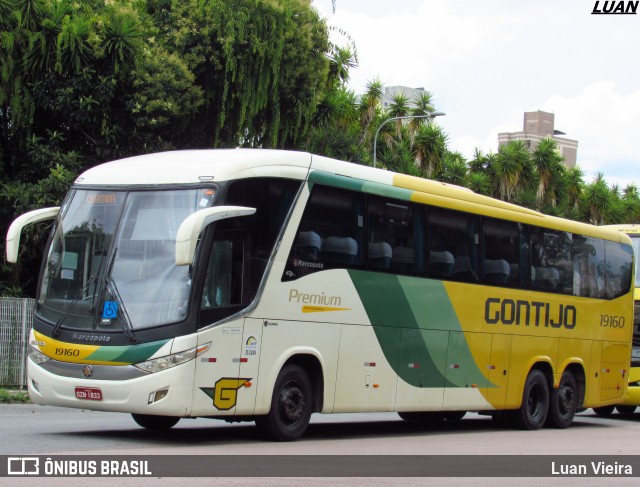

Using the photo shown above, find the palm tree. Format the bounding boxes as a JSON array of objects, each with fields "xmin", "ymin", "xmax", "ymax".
[
  {"xmin": 314, "ymin": 86, "xmax": 358, "ymax": 130},
  {"xmin": 467, "ymin": 171, "xmax": 491, "ymax": 195},
  {"xmin": 327, "ymin": 45, "xmax": 357, "ymax": 89},
  {"xmin": 359, "ymin": 78, "xmax": 383, "ymax": 147},
  {"xmin": 493, "ymin": 140, "xmax": 531, "ymax": 202},
  {"xmin": 440, "ymin": 151, "xmax": 467, "ymax": 186},
  {"xmin": 468, "ymin": 148, "xmax": 487, "ymax": 174},
  {"xmin": 564, "ymin": 165, "xmax": 584, "ymax": 213},
  {"xmin": 531, "ymin": 137, "xmax": 565, "ymax": 207},
  {"xmin": 621, "ymin": 184, "xmax": 640, "ymax": 222},
  {"xmin": 408, "ymin": 90, "xmax": 435, "ymax": 139},
  {"xmin": 582, "ymin": 173, "xmax": 615, "ymax": 225},
  {"xmin": 387, "ymin": 92, "xmax": 410, "ymax": 138},
  {"xmin": 412, "ymin": 123, "xmax": 447, "ymax": 178}
]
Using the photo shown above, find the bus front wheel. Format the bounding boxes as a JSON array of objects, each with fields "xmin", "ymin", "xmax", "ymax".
[
  {"xmin": 256, "ymin": 364, "xmax": 313, "ymax": 441},
  {"xmin": 511, "ymin": 369, "xmax": 549, "ymax": 430},
  {"xmin": 131, "ymin": 413, "xmax": 180, "ymax": 430},
  {"xmin": 546, "ymin": 371, "xmax": 578, "ymax": 429}
]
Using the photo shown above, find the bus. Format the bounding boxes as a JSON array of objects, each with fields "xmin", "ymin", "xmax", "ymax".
[
  {"xmin": 5, "ymin": 149, "xmax": 635, "ymax": 441},
  {"xmin": 593, "ymin": 224, "xmax": 640, "ymax": 416}
]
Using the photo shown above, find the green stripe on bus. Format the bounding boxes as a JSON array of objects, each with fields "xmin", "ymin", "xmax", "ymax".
[
  {"xmin": 86, "ymin": 339, "xmax": 170, "ymax": 364},
  {"xmin": 309, "ymin": 171, "xmax": 413, "ymax": 201},
  {"xmin": 348, "ymin": 270, "xmax": 492, "ymax": 388}
]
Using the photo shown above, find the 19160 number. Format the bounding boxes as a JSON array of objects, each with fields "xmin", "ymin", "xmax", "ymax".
[{"xmin": 600, "ymin": 315, "xmax": 625, "ymax": 328}]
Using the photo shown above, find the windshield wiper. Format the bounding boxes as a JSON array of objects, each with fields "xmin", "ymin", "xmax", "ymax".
[
  {"xmin": 105, "ymin": 276, "xmax": 137, "ymax": 343},
  {"xmin": 51, "ymin": 275, "xmax": 98, "ymax": 338}
]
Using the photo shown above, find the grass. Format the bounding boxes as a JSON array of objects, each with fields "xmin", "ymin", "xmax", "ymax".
[{"xmin": 0, "ymin": 388, "xmax": 31, "ymax": 403}]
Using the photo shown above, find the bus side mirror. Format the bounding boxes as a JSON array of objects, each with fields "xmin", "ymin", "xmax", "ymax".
[
  {"xmin": 6, "ymin": 207, "xmax": 60, "ymax": 263},
  {"xmin": 175, "ymin": 206, "xmax": 256, "ymax": 266}
]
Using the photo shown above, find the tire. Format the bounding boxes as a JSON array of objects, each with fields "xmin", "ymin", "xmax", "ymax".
[
  {"xmin": 131, "ymin": 413, "xmax": 180, "ymax": 431},
  {"xmin": 546, "ymin": 371, "xmax": 578, "ymax": 429},
  {"xmin": 510, "ymin": 369, "xmax": 549, "ymax": 430},
  {"xmin": 616, "ymin": 405, "xmax": 637, "ymax": 415},
  {"xmin": 593, "ymin": 405, "xmax": 615, "ymax": 417},
  {"xmin": 398, "ymin": 412, "xmax": 445, "ymax": 423},
  {"xmin": 256, "ymin": 364, "xmax": 313, "ymax": 441}
]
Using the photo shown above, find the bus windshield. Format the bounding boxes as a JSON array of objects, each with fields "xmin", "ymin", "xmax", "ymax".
[{"xmin": 38, "ymin": 188, "xmax": 214, "ymax": 332}]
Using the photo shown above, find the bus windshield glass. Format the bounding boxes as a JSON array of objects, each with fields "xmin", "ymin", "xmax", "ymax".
[{"xmin": 38, "ymin": 188, "xmax": 215, "ymax": 331}]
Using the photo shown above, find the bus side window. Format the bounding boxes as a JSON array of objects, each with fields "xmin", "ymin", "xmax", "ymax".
[
  {"xmin": 604, "ymin": 240, "xmax": 634, "ymax": 299},
  {"xmin": 572, "ymin": 235, "xmax": 605, "ymax": 298},
  {"xmin": 201, "ymin": 231, "xmax": 248, "ymax": 310},
  {"xmin": 482, "ymin": 217, "xmax": 524, "ymax": 287},
  {"xmin": 367, "ymin": 196, "xmax": 424, "ymax": 275},
  {"xmin": 530, "ymin": 226, "xmax": 572, "ymax": 294},
  {"xmin": 428, "ymin": 207, "xmax": 479, "ymax": 283},
  {"xmin": 283, "ymin": 185, "xmax": 364, "ymax": 281}
]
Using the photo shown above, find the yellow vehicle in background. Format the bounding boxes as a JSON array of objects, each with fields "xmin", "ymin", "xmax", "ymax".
[{"xmin": 595, "ymin": 224, "xmax": 640, "ymax": 416}]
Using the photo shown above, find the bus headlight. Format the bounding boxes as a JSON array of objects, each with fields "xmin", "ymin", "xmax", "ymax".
[
  {"xmin": 28, "ymin": 344, "xmax": 51, "ymax": 365},
  {"xmin": 134, "ymin": 343, "xmax": 210, "ymax": 374}
]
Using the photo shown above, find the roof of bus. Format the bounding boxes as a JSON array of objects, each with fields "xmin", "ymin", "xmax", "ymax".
[
  {"xmin": 74, "ymin": 149, "xmax": 629, "ymax": 243},
  {"xmin": 601, "ymin": 224, "xmax": 640, "ymax": 236},
  {"xmin": 74, "ymin": 149, "xmax": 314, "ymax": 186}
]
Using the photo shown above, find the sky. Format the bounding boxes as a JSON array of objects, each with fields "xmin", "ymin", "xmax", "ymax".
[{"xmin": 312, "ymin": 0, "xmax": 640, "ymax": 189}]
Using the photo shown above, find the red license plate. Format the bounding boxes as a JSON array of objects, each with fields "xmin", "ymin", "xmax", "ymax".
[{"xmin": 75, "ymin": 387, "xmax": 103, "ymax": 401}]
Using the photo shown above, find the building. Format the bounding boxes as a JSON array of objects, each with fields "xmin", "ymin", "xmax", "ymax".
[{"xmin": 498, "ymin": 110, "xmax": 578, "ymax": 168}]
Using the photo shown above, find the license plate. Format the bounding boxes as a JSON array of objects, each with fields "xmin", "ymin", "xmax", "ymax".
[{"xmin": 75, "ymin": 387, "xmax": 103, "ymax": 401}]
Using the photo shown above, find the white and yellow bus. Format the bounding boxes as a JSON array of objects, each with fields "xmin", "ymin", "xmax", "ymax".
[
  {"xmin": 6, "ymin": 149, "xmax": 635, "ymax": 440},
  {"xmin": 593, "ymin": 224, "xmax": 640, "ymax": 416}
]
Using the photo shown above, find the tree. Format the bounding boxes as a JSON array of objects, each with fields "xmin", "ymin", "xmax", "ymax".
[
  {"xmin": 151, "ymin": 0, "xmax": 331, "ymax": 148},
  {"xmin": 493, "ymin": 140, "xmax": 532, "ymax": 202},
  {"xmin": 531, "ymin": 137, "xmax": 565, "ymax": 208},
  {"xmin": 387, "ymin": 92, "xmax": 410, "ymax": 138},
  {"xmin": 412, "ymin": 123, "xmax": 447, "ymax": 178},
  {"xmin": 440, "ymin": 151, "xmax": 468, "ymax": 186},
  {"xmin": 358, "ymin": 78, "xmax": 384, "ymax": 148},
  {"xmin": 408, "ymin": 90, "xmax": 436, "ymax": 140},
  {"xmin": 582, "ymin": 173, "xmax": 615, "ymax": 225}
]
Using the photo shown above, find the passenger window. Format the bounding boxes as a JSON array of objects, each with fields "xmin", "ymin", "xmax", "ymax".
[
  {"xmin": 572, "ymin": 235, "xmax": 605, "ymax": 298},
  {"xmin": 367, "ymin": 196, "xmax": 424, "ymax": 274},
  {"xmin": 531, "ymin": 227, "xmax": 572, "ymax": 294},
  {"xmin": 283, "ymin": 185, "xmax": 364, "ymax": 281},
  {"xmin": 483, "ymin": 218, "xmax": 527, "ymax": 287},
  {"xmin": 428, "ymin": 207, "xmax": 480, "ymax": 282},
  {"xmin": 605, "ymin": 241, "xmax": 633, "ymax": 299}
]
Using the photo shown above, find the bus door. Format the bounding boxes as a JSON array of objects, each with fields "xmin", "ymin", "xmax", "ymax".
[{"xmin": 191, "ymin": 229, "xmax": 253, "ymax": 416}]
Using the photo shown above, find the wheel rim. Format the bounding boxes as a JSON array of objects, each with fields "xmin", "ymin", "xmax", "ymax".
[
  {"xmin": 278, "ymin": 380, "xmax": 306, "ymax": 426},
  {"xmin": 558, "ymin": 383, "xmax": 575, "ymax": 416},
  {"xmin": 528, "ymin": 384, "xmax": 543, "ymax": 418}
]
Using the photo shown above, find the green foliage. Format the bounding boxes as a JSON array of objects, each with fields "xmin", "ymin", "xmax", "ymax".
[{"xmin": 0, "ymin": 388, "xmax": 31, "ymax": 403}]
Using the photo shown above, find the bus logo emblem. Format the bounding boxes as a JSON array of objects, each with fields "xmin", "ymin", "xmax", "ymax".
[
  {"xmin": 200, "ymin": 378, "xmax": 252, "ymax": 411},
  {"xmin": 82, "ymin": 365, "xmax": 94, "ymax": 378}
]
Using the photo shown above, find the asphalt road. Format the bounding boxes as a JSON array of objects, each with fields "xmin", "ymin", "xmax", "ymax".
[{"xmin": 1, "ymin": 404, "xmax": 640, "ymax": 486}]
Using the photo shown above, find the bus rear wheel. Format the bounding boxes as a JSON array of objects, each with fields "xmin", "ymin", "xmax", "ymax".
[
  {"xmin": 547, "ymin": 371, "xmax": 578, "ymax": 429},
  {"xmin": 131, "ymin": 413, "xmax": 180, "ymax": 431},
  {"xmin": 256, "ymin": 364, "xmax": 313, "ymax": 441},
  {"xmin": 511, "ymin": 369, "xmax": 549, "ymax": 430}
]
